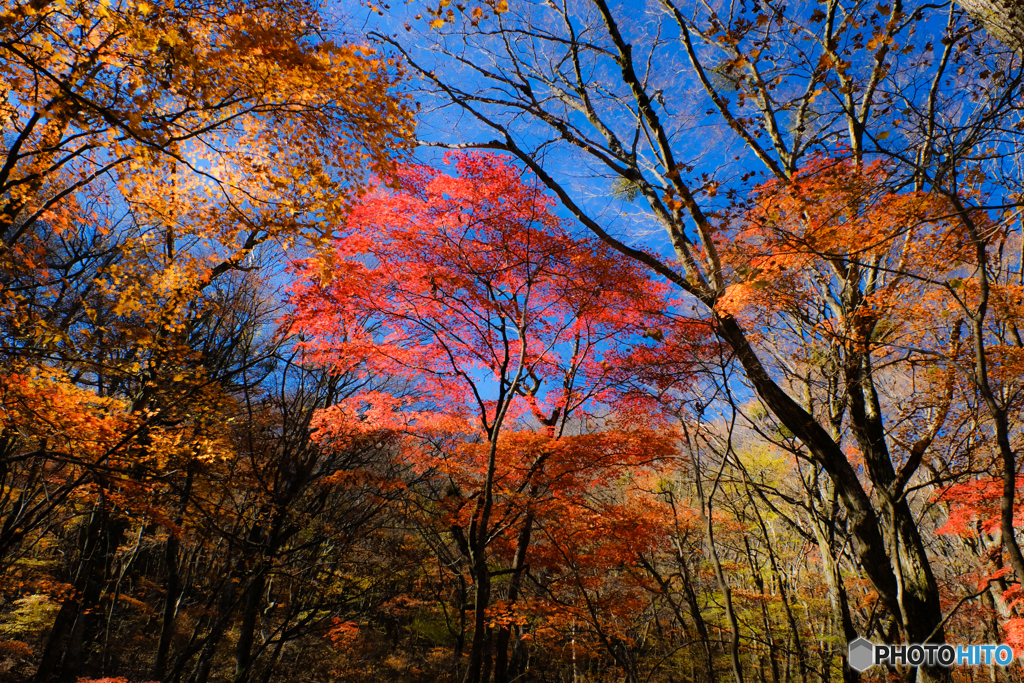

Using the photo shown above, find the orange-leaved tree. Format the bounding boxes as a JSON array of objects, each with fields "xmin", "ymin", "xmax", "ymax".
[
  {"xmin": 0, "ymin": 0, "xmax": 413, "ymax": 677},
  {"xmin": 718, "ymin": 153, "xmax": 998, "ymax": 665},
  {"xmin": 0, "ymin": 0, "xmax": 415, "ymax": 509},
  {"xmin": 1, "ymin": 0, "xmax": 413, "ymax": 352}
]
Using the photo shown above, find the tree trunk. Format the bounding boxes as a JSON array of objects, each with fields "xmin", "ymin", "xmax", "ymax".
[
  {"xmin": 494, "ymin": 502, "xmax": 536, "ymax": 683},
  {"xmin": 189, "ymin": 577, "xmax": 240, "ymax": 683},
  {"xmin": 714, "ymin": 316, "xmax": 949, "ymax": 683},
  {"xmin": 957, "ymin": 0, "xmax": 1024, "ymax": 52},
  {"xmin": 34, "ymin": 495, "xmax": 126, "ymax": 683},
  {"xmin": 809, "ymin": 492, "xmax": 859, "ymax": 683},
  {"xmin": 154, "ymin": 464, "xmax": 196, "ymax": 681},
  {"xmin": 232, "ymin": 569, "xmax": 267, "ymax": 683},
  {"xmin": 463, "ymin": 550, "xmax": 493, "ymax": 683}
]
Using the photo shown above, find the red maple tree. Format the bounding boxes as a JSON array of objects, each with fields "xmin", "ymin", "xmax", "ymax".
[{"xmin": 287, "ymin": 152, "xmax": 702, "ymax": 682}]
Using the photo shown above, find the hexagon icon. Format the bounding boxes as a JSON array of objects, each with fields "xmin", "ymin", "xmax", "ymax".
[{"xmin": 848, "ymin": 638, "xmax": 875, "ymax": 671}]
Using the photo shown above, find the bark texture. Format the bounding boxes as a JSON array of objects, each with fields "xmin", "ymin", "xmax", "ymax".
[{"xmin": 959, "ymin": 0, "xmax": 1024, "ymax": 52}]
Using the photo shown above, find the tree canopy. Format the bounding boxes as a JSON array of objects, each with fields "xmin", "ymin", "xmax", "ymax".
[{"xmin": 4, "ymin": 1, "xmax": 1024, "ymax": 683}]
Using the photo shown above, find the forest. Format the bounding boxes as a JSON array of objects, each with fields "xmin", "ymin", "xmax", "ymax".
[{"xmin": 2, "ymin": 0, "xmax": 1024, "ymax": 681}]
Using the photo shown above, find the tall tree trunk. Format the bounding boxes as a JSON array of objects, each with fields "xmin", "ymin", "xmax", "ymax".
[
  {"xmin": 463, "ymin": 545, "xmax": 493, "ymax": 683},
  {"xmin": 807, "ymin": 484, "xmax": 859, "ymax": 683},
  {"xmin": 744, "ymin": 495, "xmax": 808, "ymax": 683},
  {"xmin": 232, "ymin": 569, "xmax": 267, "ymax": 683},
  {"xmin": 189, "ymin": 576, "xmax": 240, "ymax": 683},
  {"xmin": 681, "ymin": 434, "xmax": 743, "ymax": 683},
  {"xmin": 34, "ymin": 494, "xmax": 126, "ymax": 683},
  {"xmin": 494, "ymin": 501, "xmax": 536, "ymax": 683},
  {"xmin": 714, "ymin": 315, "xmax": 949, "ymax": 683},
  {"xmin": 677, "ymin": 550, "xmax": 717, "ymax": 683},
  {"xmin": 744, "ymin": 538, "xmax": 780, "ymax": 683},
  {"xmin": 154, "ymin": 531, "xmax": 183, "ymax": 681},
  {"xmin": 155, "ymin": 464, "xmax": 196, "ymax": 681},
  {"xmin": 956, "ymin": 0, "xmax": 1024, "ymax": 52},
  {"xmin": 638, "ymin": 551, "xmax": 717, "ymax": 683}
]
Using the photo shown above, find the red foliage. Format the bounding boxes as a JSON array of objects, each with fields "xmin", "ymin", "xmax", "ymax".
[
  {"xmin": 935, "ymin": 476, "xmax": 1024, "ymax": 537},
  {"xmin": 286, "ymin": 152, "xmax": 704, "ymax": 659},
  {"xmin": 287, "ymin": 152, "xmax": 700, "ymax": 441}
]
